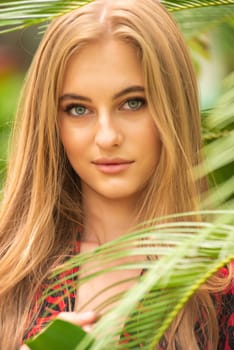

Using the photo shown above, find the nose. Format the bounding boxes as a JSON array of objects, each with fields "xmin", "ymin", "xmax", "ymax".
[{"xmin": 95, "ymin": 111, "xmax": 123, "ymax": 149}]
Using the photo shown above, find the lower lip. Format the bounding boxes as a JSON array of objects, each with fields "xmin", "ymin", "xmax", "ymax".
[{"xmin": 93, "ymin": 162, "xmax": 133, "ymax": 174}]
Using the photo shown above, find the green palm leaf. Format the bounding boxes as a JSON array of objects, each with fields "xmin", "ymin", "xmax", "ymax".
[
  {"xmin": 162, "ymin": 0, "xmax": 234, "ymax": 10},
  {"xmin": 27, "ymin": 319, "xmax": 92, "ymax": 350},
  {"xmin": 28, "ymin": 211, "xmax": 233, "ymax": 350},
  {"xmin": 174, "ymin": 5, "xmax": 234, "ymax": 38},
  {"xmin": 0, "ymin": 0, "xmax": 234, "ymax": 34},
  {"xmin": 201, "ymin": 72, "xmax": 234, "ymax": 208},
  {"xmin": 0, "ymin": 0, "xmax": 92, "ymax": 33},
  {"xmin": 204, "ymin": 72, "xmax": 234, "ymax": 132}
]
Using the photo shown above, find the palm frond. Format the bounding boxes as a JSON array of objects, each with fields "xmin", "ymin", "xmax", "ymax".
[
  {"xmin": 205, "ymin": 72, "xmax": 234, "ymax": 131},
  {"xmin": 0, "ymin": 0, "xmax": 92, "ymax": 33},
  {"xmin": 199, "ymin": 133, "xmax": 234, "ymax": 180},
  {"xmin": 163, "ymin": 0, "xmax": 234, "ymax": 11},
  {"xmin": 39, "ymin": 211, "xmax": 234, "ymax": 350},
  {"xmin": 0, "ymin": 0, "xmax": 234, "ymax": 34},
  {"xmin": 202, "ymin": 175, "xmax": 234, "ymax": 208},
  {"xmin": 200, "ymin": 72, "xmax": 234, "ymax": 208},
  {"xmin": 174, "ymin": 5, "xmax": 234, "ymax": 39}
]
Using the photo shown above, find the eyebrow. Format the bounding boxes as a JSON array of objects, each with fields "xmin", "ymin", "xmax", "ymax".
[
  {"xmin": 59, "ymin": 85, "xmax": 145, "ymax": 102},
  {"xmin": 113, "ymin": 85, "xmax": 145, "ymax": 99}
]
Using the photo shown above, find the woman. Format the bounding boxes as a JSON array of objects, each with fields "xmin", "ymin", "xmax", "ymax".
[{"xmin": 0, "ymin": 0, "xmax": 232, "ymax": 349}]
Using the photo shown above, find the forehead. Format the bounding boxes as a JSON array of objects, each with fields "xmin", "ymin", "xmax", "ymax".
[{"xmin": 61, "ymin": 38, "xmax": 144, "ymax": 95}]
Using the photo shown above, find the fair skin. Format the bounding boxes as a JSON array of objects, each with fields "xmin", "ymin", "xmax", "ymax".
[
  {"xmin": 21, "ymin": 38, "xmax": 161, "ymax": 348},
  {"xmin": 59, "ymin": 38, "xmax": 161, "ymax": 244}
]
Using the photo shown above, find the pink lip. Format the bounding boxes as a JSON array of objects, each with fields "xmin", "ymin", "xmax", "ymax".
[{"xmin": 92, "ymin": 158, "xmax": 134, "ymax": 174}]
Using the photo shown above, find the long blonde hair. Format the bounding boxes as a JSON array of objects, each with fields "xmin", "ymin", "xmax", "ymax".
[{"xmin": 0, "ymin": 0, "xmax": 231, "ymax": 349}]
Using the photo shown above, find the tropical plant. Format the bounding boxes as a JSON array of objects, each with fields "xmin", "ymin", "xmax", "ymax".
[
  {"xmin": 0, "ymin": 74, "xmax": 24, "ymax": 190},
  {"xmin": 0, "ymin": 0, "xmax": 233, "ymax": 349},
  {"xmin": 26, "ymin": 210, "xmax": 234, "ymax": 350}
]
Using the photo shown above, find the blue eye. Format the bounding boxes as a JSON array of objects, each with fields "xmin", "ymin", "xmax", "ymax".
[
  {"xmin": 122, "ymin": 98, "xmax": 146, "ymax": 111},
  {"xmin": 64, "ymin": 104, "xmax": 89, "ymax": 116}
]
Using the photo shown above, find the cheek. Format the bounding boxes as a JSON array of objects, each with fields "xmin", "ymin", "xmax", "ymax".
[
  {"xmin": 63, "ymin": 136, "xmax": 82, "ymax": 156},
  {"xmin": 59, "ymin": 124, "xmax": 84, "ymax": 163}
]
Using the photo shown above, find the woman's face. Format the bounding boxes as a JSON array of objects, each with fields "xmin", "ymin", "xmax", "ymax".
[{"xmin": 59, "ymin": 38, "xmax": 161, "ymax": 202}]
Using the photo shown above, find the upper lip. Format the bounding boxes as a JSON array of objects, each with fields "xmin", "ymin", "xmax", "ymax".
[{"xmin": 92, "ymin": 158, "xmax": 134, "ymax": 165}]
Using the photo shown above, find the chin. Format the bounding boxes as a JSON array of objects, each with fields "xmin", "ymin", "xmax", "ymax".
[{"xmin": 97, "ymin": 187, "xmax": 141, "ymax": 201}]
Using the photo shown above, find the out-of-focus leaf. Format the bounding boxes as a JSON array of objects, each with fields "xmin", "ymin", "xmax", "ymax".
[
  {"xmin": 0, "ymin": 0, "xmax": 92, "ymax": 32},
  {"xmin": 0, "ymin": 0, "xmax": 234, "ymax": 34},
  {"xmin": 202, "ymin": 175, "xmax": 234, "ymax": 208},
  {"xmin": 162, "ymin": 0, "xmax": 234, "ymax": 10},
  {"xmin": 200, "ymin": 71, "xmax": 234, "ymax": 207},
  {"xmin": 205, "ymin": 72, "xmax": 234, "ymax": 130},
  {"xmin": 26, "ymin": 319, "xmax": 93, "ymax": 350},
  {"xmin": 0, "ymin": 74, "xmax": 24, "ymax": 187},
  {"xmin": 174, "ymin": 5, "xmax": 234, "ymax": 39},
  {"xmin": 32, "ymin": 212, "xmax": 233, "ymax": 350}
]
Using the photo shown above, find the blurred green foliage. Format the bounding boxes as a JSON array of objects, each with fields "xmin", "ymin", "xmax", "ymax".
[{"xmin": 0, "ymin": 74, "xmax": 24, "ymax": 188}]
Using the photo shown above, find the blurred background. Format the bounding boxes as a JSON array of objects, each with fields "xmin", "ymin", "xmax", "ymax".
[
  {"xmin": 0, "ymin": 25, "xmax": 42, "ymax": 188},
  {"xmin": 0, "ymin": 18, "xmax": 233, "ymax": 189}
]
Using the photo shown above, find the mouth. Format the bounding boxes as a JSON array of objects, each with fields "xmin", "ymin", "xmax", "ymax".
[{"xmin": 92, "ymin": 158, "xmax": 134, "ymax": 174}]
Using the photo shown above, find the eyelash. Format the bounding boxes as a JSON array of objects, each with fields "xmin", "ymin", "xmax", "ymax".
[
  {"xmin": 63, "ymin": 97, "xmax": 146, "ymax": 117},
  {"xmin": 64, "ymin": 104, "xmax": 89, "ymax": 116},
  {"xmin": 121, "ymin": 97, "xmax": 146, "ymax": 111}
]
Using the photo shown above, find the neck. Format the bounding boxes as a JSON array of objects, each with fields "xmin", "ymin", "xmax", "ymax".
[{"xmin": 81, "ymin": 189, "xmax": 138, "ymax": 245}]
